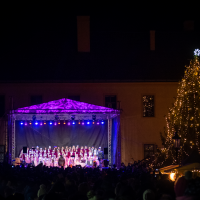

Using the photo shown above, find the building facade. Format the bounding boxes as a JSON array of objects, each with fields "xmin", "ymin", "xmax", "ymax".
[{"xmin": 0, "ymin": 81, "xmax": 178, "ymax": 164}]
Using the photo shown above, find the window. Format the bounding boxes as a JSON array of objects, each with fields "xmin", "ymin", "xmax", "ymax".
[
  {"xmin": 105, "ymin": 95, "xmax": 117, "ymax": 109},
  {"xmin": 144, "ymin": 144, "xmax": 154, "ymax": 158},
  {"xmin": 30, "ymin": 95, "xmax": 43, "ymax": 106},
  {"xmin": 68, "ymin": 95, "xmax": 80, "ymax": 102},
  {"xmin": 0, "ymin": 95, "xmax": 5, "ymax": 117},
  {"xmin": 143, "ymin": 95, "xmax": 154, "ymax": 117}
]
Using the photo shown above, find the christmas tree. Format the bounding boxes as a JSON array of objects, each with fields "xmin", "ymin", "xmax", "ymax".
[{"xmin": 159, "ymin": 49, "xmax": 200, "ymax": 165}]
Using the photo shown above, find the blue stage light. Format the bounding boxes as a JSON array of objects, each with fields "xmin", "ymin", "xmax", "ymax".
[
  {"xmin": 72, "ymin": 121, "xmax": 75, "ymax": 125},
  {"xmin": 49, "ymin": 122, "xmax": 53, "ymax": 125},
  {"xmin": 35, "ymin": 122, "xmax": 38, "ymax": 125},
  {"xmin": 20, "ymin": 122, "xmax": 23, "ymax": 125},
  {"xmin": 101, "ymin": 121, "xmax": 104, "ymax": 125},
  {"xmin": 87, "ymin": 121, "xmax": 90, "ymax": 125}
]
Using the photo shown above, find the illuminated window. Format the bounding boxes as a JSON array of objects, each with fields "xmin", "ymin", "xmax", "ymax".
[
  {"xmin": 30, "ymin": 95, "xmax": 42, "ymax": 106},
  {"xmin": 105, "ymin": 95, "xmax": 117, "ymax": 109},
  {"xmin": 143, "ymin": 95, "xmax": 154, "ymax": 117},
  {"xmin": 144, "ymin": 144, "xmax": 154, "ymax": 158}
]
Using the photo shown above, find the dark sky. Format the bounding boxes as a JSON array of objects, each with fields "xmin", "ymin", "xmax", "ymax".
[{"xmin": 0, "ymin": 3, "xmax": 200, "ymax": 82}]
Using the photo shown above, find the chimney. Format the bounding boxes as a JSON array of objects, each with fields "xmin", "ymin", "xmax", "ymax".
[
  {"xmin": 77, "ymin": 16, "xmax": 90, "ymax": 52},
  {"xmin": 150, "ymin": 30, "xmax": 155, "ymax": 51}
]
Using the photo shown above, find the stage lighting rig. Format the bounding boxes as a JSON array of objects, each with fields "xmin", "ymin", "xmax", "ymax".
[
  {"xmin": 71, "ymin": 115, "xmax": 75, "ymax": 120},
  {"xmin": 32, "ymin": 115, "xmax": 36, "ymax": 121},
  {"xmin": 55, "ymin": 115, "xmax": 59, "ymax": 120},
  {"xmin": 92, "ymin": 115, "xmax": 96, "ymax": 120}
]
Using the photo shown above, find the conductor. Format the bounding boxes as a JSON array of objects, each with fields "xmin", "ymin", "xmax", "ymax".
[{"xmin": 97, "ymin": 147, "xmax": 104, "ymax": 161}]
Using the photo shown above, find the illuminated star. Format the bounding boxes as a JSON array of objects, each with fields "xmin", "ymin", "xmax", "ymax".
[{"xmin": 194, "ymin": 49, "xmax": 200, "ymax": 56}]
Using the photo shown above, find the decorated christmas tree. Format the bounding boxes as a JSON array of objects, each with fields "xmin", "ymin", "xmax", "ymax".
[{"xmin": 159, "ymin": 49, "xmax": 200, "ymax": 165}]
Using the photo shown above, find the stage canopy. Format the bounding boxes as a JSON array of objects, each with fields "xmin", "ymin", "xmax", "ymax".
[{"xmin": 8, "ymin": 98, "xmax": 121, "ymax": 167}]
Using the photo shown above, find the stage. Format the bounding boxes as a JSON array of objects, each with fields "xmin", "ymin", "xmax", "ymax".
[{"xmin": 8, "ymin": 98, "xmax": 121, "ymax": 168}]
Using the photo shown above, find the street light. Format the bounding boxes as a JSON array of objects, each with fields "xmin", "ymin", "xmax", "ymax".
[{"xmin": 172, "ymin": 132, "xmax": 181, "ymax": 163}]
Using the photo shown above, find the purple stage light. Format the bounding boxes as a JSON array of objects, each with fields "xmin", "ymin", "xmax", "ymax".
[
  {"xmin": 68, "ymin": 122, "xmax": 71, "ymax": 125},
  {"xmin": 25, "ymin": 122, "xmax": 27, "ymax": 126},
  {"xmin": 97, "ymin": 121, "xmax": 100, "ymax": 125},
  {"xmin": 54, "ymin": 122, "xmax": 57, "ymax": 125},
  {"xmin": 82, "ymin": 122, "xmax": 84, "ymax": 125},
  {"xmin": 40, "ymin": 122, "xmax": 43, "ymax": 125},
  {"xmin": 15, "ymin": 98, "xmax": 120, "ymax": 114}
]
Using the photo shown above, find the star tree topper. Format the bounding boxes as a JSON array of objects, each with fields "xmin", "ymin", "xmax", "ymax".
[{"xmin": 194, "ymin": 49, "xmax": 200, "ymax": 56}]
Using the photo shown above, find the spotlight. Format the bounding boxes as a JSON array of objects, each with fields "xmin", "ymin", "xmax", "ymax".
[
  {"xmin": 93, "ymin": 121, "xmax": 95, "ymax": 124},
  {"xmin": 101, "ymin": 121, "xmax": 104, "ymax": 125},
  {"xmin": 58, "ymin": 121, "xmax": 60, "ymax": 125},
  {"xmin": 92, "ymin": 115, "xmax": 96, "ymax": 120},
  {"xmin": 32, "ymin": 115, "xmax": 36, "ymax": 121},
  {"xmin": 25, "ymin": 122, "xmax": 28, "ymax": 126},
  {"xmin": 63, "ymin": 121, "xmax": 66, "ymax": 125},
  {"xmin": 72, "ymin": 121, "xmax": 75, "ymax": 125},
  {"xmin": 71, "ymin": 115, "xmax": 75, "ymax": 120},
  {"xmin": 44, "ymin": 121, "xmax": 46, "ymax": 125},
  {"xmin": 78, "ymin": 121, "xmax": 81, "ymax": 125},
  {"xmin": 35, "ymin": 121, "xmax": 38, "ymax": 125},
  {"xmin": 87, "ymin": 121, "xmax": 90, "ymax": 125},
  {"xmin": 29, "ymin": 121, "xmax": 32, "ymax": 125},
  {"xmin": 40, "ymin": 122, "xmax": 43, "ymax": 126},
  {"xmin": 20, "ymin": 121, "xmax": 24, "ymax": 125},
  {"xmin": 49, "ymin": 121, "xmax": 53, "ymax": 125}
]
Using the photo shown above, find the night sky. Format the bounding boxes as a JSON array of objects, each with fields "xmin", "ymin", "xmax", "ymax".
[{"xmin": 1, "ymin": 3, "xmax": 200, "ymax": 82}]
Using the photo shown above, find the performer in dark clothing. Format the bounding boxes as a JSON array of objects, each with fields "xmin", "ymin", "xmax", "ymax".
[{"xmin": 97, "ymin": 147, "xmax": 104, "ymax": 161}]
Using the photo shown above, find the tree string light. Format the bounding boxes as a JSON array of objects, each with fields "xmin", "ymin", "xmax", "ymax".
[{"xmin": 155, "ymin": 51, "xmax": 200, "ymax": 167}]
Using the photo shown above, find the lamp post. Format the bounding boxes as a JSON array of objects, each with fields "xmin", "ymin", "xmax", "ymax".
[{"xmin": 172, "ymin": 132, "xmax": 181, "ymax": 163}]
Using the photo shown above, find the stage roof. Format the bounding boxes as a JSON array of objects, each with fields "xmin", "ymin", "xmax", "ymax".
[{"xmin": 13, "ymin": 98, "xmax": 120, "ymax": 120}]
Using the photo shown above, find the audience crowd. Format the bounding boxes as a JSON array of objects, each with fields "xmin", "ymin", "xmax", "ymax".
[{"xmin": 0, "ymin": 160, "xmax": 199, "ymax": 200}]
